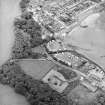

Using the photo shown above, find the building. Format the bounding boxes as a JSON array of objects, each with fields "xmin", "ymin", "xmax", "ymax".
[
  {"xmin": 42, "ymin": 69, "xmax": 69, "ymax": 93},
  {"xmin": 80, "ymin": 76, "xmax": 97, "ymax": 92}
]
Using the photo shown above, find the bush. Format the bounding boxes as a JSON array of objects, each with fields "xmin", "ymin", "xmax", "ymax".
[
  {"xmin": 14, "ymin": 18, "xmax": 41, "ymax": 34},
  {"xmin": 19, "ymin": 0, "xmax": 30, "ymax": 12},
  {"xmin": 21, "ymin": 11, "xmax": 33, "ymax": 20},
  {"xmin": 14, "ymin": 2, "xmax": 55, "ymax": 49},
  {"xmin": 12, "ymin": 29, "xmax": 32, "ymax": 59},
  {"xmin": 57, "ymin": 67, "xmax": 77, "ymax": 80},
  {"xmin": 95, "ymin": 93, "xmax": 105, "ymax": 105},
  {"xmin": 31, "ymin": 53, "xmax": 47, "ymax": 59},
  {"xmin": 14, "ymin": 17, "xmax": 45, "ymax": 48}
]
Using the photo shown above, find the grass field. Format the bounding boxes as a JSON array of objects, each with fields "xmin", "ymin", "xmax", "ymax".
[{"xmin": 19, "ymin": 59, "xmax": 55, "ymax": 80}]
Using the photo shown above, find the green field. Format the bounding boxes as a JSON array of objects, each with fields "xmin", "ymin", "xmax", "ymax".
[{"xmin": 19, "ymin": 59, "xmax": 55, "ymax": 80}]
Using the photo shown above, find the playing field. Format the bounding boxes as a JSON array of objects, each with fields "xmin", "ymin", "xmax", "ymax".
[{"xmin": 19, "ymin": 59, "xmax": 55, "ymax": 80}]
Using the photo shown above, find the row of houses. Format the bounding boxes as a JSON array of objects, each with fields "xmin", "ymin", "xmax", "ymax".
[
  {"xmin": 28, "ymin": 0, "xmax": 105, "ymax": 92},
  {"xmin": 46, "ymin": 40, "xmax": 65, "ymax": 52},
  {"xmin": 31, "ymin": 0, "xmax": 102, "ymax": 36},
  {"xmin": 28, "ymin": 0, "xmax": 104, "ymax": 39},
  {"xmin": 45, "ymin": 40, "xmax": 105, "ymax": 92},
  {"xmin": 43, "ymin": 0, "xmax": 98, "ymax": 23},
  {"xmin": 53, "ymin": 52, "xmax": 105, "ymax": 92},
  {"xmin": 41, "ymin": 54, "xmax": 105, "ymax": 93}
]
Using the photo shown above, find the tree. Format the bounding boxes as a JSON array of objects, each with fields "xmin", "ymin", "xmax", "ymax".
[
  {"xmin": 14, "ymin": 17, "xmax": 45, "ymax": 48},
  {"xmin": 95, "ymin": 93, "xmax": 105, "ymax": 105},
  {"xmin": 57, "ymin": 67, "xmax": 77, "ymax": 80},
  {"xmin": 0, "ymin": 61, "xmax": 69, "ymax": 105},
  {"xmin": 21, "ymin": 11, "xmax": 33, "ymax": 20},
  {"xmin": 19, "ymin": 0, "xmax": 30, "ymax": 12},
  {"xmin": 11, "ymin": 29, "xmax": 32, "ymax": 59}
]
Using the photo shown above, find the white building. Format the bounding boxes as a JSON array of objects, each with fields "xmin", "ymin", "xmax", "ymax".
[{"xmin": 42, "ymin": 69, "xmax": 69, "ymax": 93}]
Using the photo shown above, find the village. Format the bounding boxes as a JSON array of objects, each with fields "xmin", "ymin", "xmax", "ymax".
[{"xmin": 27, "ymin": 0, "xmax": 105, "ymax": 96}]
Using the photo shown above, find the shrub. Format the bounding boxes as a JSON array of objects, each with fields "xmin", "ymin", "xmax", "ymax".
[
  {"xmin": 19, "ymin": 0, "xmax": 30, "ymax": 12},
  {"xmin": 14, "ymin": 17, "xmax": 45, "ymax": 48},
  {"xmin": 57, "ymin": 67, "xmax": 77, "ymax": 80},
  {"xmin": 12, "ymin": 29, "xmax": 32, "ymax": 59}
]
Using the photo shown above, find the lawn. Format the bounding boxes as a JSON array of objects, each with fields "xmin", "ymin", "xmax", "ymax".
[{"xmin": 19, "ymin": 59, "xmax": 55, "ymax": 80}]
